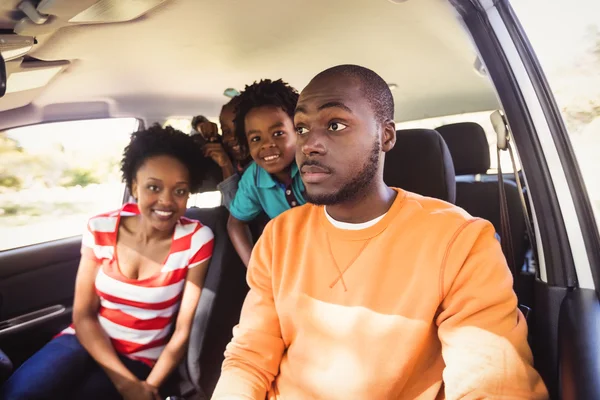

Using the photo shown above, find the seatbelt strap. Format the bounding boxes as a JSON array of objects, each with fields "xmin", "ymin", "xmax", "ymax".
[
  {"xmin": 497, "ymin": 147, "xmax": 518, "ymax": 280},
  {"xmin": 507, "ymin": 142, "xmax": 539, "ymax": 279}
]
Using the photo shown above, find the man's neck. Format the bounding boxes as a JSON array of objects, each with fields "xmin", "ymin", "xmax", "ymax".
[{"xmin": 325, "ymin": 183, "xmax": 397, "ymax": 224}]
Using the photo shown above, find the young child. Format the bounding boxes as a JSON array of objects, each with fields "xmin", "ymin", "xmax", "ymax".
[{"xmin": 227, "ymin": 79, "xmax": 305, "ymax": 266}]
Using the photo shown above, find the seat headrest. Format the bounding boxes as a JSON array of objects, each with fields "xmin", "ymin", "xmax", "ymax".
[
  {"xmin": 384, "ymin": 129, "xmax": 456, "ymax": 203},
  {"xmin": 435, "ymin": 122, "xmax": 490, "ymax": 175}
]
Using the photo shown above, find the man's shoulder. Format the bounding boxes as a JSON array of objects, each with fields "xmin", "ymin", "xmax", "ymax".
[
  {"xmin": 397, "ymin": 189, "xmax": 481, "ymax": 232},
  {"xmin": 264, "ymin": 203, "xmax": 317, "ymax": 233}
]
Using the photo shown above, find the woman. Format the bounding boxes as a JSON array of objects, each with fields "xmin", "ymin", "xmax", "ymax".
[{"xmin": 2, "ymin": 125, "xmax": 214, "ymax": 400}]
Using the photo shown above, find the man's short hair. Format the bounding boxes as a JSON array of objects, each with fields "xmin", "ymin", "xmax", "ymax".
[
  {"xmin": 312, "ymin": 64, "xmax": 394, "ymax": 123},
  {"xmin": 191, "ymin": 115, "xmax": 210, "ymax": 129}
]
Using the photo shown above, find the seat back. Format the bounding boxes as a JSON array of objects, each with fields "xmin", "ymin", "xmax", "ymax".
[
  {"xmin": 436, "ymin": 122, "xmax": 527, "ymax": 269},
  {"xmin": 384, "ymin": 128, "xmax": 456, "ymax": 203},
  {"xmin": 176, "ymin": 206, "xmax": 248, "ymax": 399}
]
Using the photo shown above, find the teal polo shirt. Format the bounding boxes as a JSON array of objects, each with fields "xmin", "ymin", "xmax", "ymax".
[{"xmin": 229, "ymin": 161, "xmax": 306, "ymax": 221}]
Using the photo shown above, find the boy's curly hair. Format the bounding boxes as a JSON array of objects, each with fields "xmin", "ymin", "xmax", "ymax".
[
  {"xmin": 233, "ymin": 79, "xmax": 299, "ymax": 146},
  {"xmin": 121, "ymin": 124, "xmax": 208, "ymax": 194}
]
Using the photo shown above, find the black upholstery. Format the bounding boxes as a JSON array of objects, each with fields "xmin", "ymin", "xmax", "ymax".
[
  {"xmin": 455, "ymin": 180, "xmax": 527, "ymax": 269},
  {"xmin": 0, "ymin": 347, "xmax": 12, "ymax": 384},
  {"xmin": 436, "ymin": 122, "xmax": 490, "ymax": 175},
  {"xmin": 436, "ymin": 122, "xmax": 528, "ymax": 269},
  {"xmin": 172, "ymin": 206, "xmax": 248, "ymax": 399},
  {"xmin": 384, "ymin": 129, "xmax": 456, "ymax": 203}
]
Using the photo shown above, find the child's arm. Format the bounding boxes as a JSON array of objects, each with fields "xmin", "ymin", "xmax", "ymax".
[
  {"xmin": 228, "ymin": 164, "xmax": 262, "ymax": 266},
  {"xmin": 228, "ymin": 215, "xmax": 254, "ymax": 267}
]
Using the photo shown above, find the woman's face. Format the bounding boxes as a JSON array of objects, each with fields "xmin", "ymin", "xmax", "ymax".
[{"xmin": 131, "ymin": 155, "xmax": 190, "ymax": 233}]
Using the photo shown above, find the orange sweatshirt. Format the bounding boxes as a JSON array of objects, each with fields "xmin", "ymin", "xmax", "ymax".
[{"xmin": 212, "ymin": 188, "xmax": 548, "ymax": 400}]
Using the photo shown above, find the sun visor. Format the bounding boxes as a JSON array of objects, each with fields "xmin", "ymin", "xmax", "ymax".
[
  {"xmin": 15, "ymin": 0, "xmax": 170, "ymax": 36},
  {"xmin": 0, "ymin": 58, "xmax": 69, "ymax": 111}
]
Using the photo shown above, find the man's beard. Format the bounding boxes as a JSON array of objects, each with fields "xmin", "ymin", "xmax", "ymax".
[{"xmin": 304, "ymin": 139, "xmax": 381, "ymax": 206}]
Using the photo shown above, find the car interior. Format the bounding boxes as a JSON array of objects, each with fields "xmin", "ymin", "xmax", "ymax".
[{"xmin": 0, "ymin": 0, "xmax": 599, "ymax": 399}]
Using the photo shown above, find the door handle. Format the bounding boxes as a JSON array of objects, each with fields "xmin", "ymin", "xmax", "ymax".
[{"xmin": 0, "ymin": 305, "xmax": 70, "ymax": 337}]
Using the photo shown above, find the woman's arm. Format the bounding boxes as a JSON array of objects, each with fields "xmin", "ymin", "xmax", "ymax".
[
  {"xmin": 73, "ymin": 257, "xmax": 158, "ymax": 399},
  {"xmin": 145, "ymin": 259, "xmax": 210, "ymax": 388},
  {"xmin": 228, "ymin": 215, "xmax": 253, "ymax": 267}
]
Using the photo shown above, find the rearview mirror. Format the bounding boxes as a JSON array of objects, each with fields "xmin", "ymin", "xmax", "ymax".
[{"xmin": 0, "ymin": 52, "xmax": 6, "ymax": 98}]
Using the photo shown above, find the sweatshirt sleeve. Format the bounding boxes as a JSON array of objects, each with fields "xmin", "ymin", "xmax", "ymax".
[
  {"xmin": 212, "ymin": 223, "xmax": 285, "ymax": 399},
  {"xmin": 436, "ymin": 218, "xmax": 548, "ymax": 399}
]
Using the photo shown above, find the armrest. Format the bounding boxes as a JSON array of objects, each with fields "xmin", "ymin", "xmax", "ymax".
[{"xmin": 0, "ymin": 347, "xmax": 13, "ymax": 383}]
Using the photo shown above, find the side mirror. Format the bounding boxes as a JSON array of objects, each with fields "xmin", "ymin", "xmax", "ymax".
[{"xmin": 0, "ymin": 51, "xmax": 6, "ymax": 98}]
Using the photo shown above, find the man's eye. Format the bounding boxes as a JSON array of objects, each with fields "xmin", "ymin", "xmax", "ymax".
[
  {"xmin": 328, "ymin": 122, "xmax": 347, "ymax": 132},
  {"xmin": 273, "ymin": 131, "xmax": 285, "ymax": 137},
  {"xmin": 148, "ymin": 185, "xmax": 160, "ymax": 192},
  {"xmin": 296, "ymin": 127, "xmax": 309, "ymax": 135}
]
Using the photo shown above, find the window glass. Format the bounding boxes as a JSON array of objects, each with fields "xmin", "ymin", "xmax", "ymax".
[
  {"xmin": 511, "ymin": 0, "xmax": 600, "ymax": 225},
  {"xmin": 395, "ymin": 111, "xmax": 521, "ymax": 173},
  {"xmin": 163, "ymin": 117, "xmax": 223, "ymax": 208},
  {"xmin": 0, "ymin": 118, "xmax": 138, "ymax": 251},
  {"xmin": 164, "ymin": 117, "xmax": 195, "ymax": 134}
]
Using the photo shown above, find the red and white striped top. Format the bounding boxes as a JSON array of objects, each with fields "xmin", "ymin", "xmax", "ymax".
[{"xmin": 61, "ymin": 203, "xmax": 214, "ymax": 366}]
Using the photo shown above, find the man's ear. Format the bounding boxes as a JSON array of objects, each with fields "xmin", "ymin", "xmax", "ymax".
[{"xmin": 381, "ymin": 119, "xmax": 396, "ymax": 153}]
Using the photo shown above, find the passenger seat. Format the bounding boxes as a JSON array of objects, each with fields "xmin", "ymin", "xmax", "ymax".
[
  {"xmin": 435, "ymin": 122, "xmax": 528, "ymax": 270},
  {"xmin": 383, "ymin": 128, "xmax": 456, "ymax": 203},
  {"xmin": 164, "ymin": 205, "xmax": 248, "ymax": 399}
]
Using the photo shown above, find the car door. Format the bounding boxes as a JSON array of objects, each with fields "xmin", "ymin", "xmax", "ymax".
[
  {"xmin": 449, "ymin": 0, "xmax": 600, "ymax": 398},
  {"xmin": 0, "ymin": 118, "xmax": 138, "ymax": 367}
]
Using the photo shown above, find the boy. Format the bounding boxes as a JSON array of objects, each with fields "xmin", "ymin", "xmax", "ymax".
[{"xmin": 227, "ymin": 79, "xmax": 305, "ymax": 266}]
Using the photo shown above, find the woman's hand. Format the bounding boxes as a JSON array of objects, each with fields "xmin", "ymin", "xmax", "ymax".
[{"xmin": 119, "ymin": 379, "xmax": 161, "ymax": 400}]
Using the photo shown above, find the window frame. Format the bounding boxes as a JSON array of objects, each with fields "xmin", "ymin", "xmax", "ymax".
[{"xmin": 494, "ymin": 0, "xmax": 600, "ymax": 293}]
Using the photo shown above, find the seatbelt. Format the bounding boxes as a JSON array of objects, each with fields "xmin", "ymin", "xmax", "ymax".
[
  {"xmin": 497, "ymin": 146, "xmax": 518, "ymax": 279},
  {"xmin": 507, "ymin": 141, "xmax": 539, "ymax": 279},
  {"xmin": 492, "ymin": 111, "xmax": 518, "ymax": 287},
  {"xmin": 491, "ymin": 111, "xmax": 539, "ymax": 278}
]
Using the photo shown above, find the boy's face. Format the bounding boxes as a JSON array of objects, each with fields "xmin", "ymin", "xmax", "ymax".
[{"xmin": 245, "ymin": 105, "xmax": 297, "ymax": 176}]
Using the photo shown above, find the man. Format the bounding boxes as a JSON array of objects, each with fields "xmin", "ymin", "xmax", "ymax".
[
  {"xmin": 212, "ymin": 65, "xmax": 548, "ymax": 399},
  {"xmin": 191, "ymin": 98, "xmax": 252, "ymax": 208}
]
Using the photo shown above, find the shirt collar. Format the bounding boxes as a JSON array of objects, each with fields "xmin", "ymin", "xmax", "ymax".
[{"xmin": 256, "ymin": 162, "xmax": 299, "ymax": 188}]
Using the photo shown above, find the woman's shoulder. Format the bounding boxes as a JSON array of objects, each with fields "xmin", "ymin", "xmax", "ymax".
[
  {"xmin": 176, "ymin": 217, "xmax": 215, "ymax": 246},
  {"xmin": 86, "ymin": 203, "xmax": 138, "ymax": 233}
]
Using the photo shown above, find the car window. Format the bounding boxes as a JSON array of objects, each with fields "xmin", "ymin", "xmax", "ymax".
[
  {"xmin": 395, "ymin": 111, "xmax": 522, "ymax": 173},
  {"xmin": 163, "ymin": 118, "xmax": 222, "ymax": 209},
  {"xmin": 511, "ymin": 0, "xmax": 600, "ymax": 227},
  {"xmin": 0, "ymin": 118, "xmax": 138, "ymax": 251}
]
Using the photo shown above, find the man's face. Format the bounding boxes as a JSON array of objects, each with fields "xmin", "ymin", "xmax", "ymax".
[
  {"xmin": 245, "ymin": 105, "xmax": 297, "ymax": 177},
  {"xmin": 294, "ymin": 76, "xmax": 391, "ymax": 205},
  {"xmin": 220, "ymin": 105, "xmax": 248, "ymax": 162}
]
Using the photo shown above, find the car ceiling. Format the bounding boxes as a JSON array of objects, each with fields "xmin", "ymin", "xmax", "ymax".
[{"xmin": 0, "ymin": 0, "xmax": 499, "ymax": 129}]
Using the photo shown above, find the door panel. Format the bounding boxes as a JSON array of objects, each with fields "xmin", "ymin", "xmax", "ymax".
[
  {"xmin": 531, "ymin": 280, "xmax": 568, "ymax": 400},
  {"xmin": 558, "ymin": 288, "xmax": 600, "ymax": 400},
  {"xmin": 0, "ymin": 237, "xmax": 81, "ymax": 366}
]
